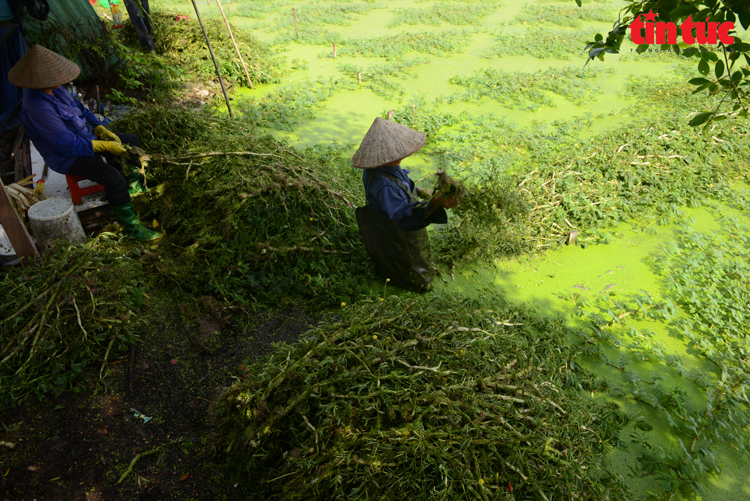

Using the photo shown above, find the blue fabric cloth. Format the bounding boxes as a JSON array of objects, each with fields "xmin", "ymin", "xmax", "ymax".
[
  {"xmin": 363, "ymin": 165, "xmax": 447, "ymax": 231},
  {"xmin": 0, "ymin": 19, "xmax": 26, "ymax": 128},
  {"xmin": 21, "ymin": 87, "xmax": 105, "ymax": 174}
]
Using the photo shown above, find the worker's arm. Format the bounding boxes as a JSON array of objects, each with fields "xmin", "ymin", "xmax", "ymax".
[
  {"xmin": 374, "ymin": 182, "xmax": 448, "ymax": 231},
  {"xmin": 22, "ymin": 100, "xmax": 95, "ymax": 158}
]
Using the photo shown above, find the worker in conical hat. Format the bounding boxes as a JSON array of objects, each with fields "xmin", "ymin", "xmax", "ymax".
[
  {"xmin": 352, "ymin": 117, "xmax": 459, "ymax": 291},
  {"xmin": 8, "ymin": 45, "xmax": 160, "ymax": 241}
]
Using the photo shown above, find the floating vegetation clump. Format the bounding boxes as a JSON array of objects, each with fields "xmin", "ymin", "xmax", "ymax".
[
  {"xmin": 211, "ymin": 0, "xmax": 289, "ymax": 20},
  {"xmin": 330, "ymin": 29, "xmax": 475, "ymax": 58},
  {"xmin": 445, "ymin": 65, "xmax": 613, "ymax": 109},
  {"xmin": 121, "ymin": 11, "xmax": 283, "ymax": 85},
  {"xmin": 511, "ymin": 4, "xmax": 617, "ymax": 28},
  {"xmin": 338, "ymin": 58, "xmax": 430, "ymax": 98},
  {"xmin": 0, "ymin": 242, "xmax": 144, "ymax": 409},
  {"xmin": 564, "ymin": 197, "xmax": 750, "ymax": 499},
  {"xmin": 237, "ymin": 78, "xmax": 347, "ymax": 130},
  {"xmin": 116, "ymin": 106, "xmax": 370, "ymax": 307},
  {"xmin": 270, "ymin": 1, "xmax": 379, "ymax": 43},
  {"xmin": 215, "ymin": 293, "xmax": 629, "ymax": 501},
  {"xmin": 389, "ymin": 2, "xmax": 499, "ymax": 27},
  {"xmin": 483, "ymin": 28, "xmax": 603, "ymax": 60}
]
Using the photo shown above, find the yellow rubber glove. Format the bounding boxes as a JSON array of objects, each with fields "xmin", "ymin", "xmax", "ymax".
[
  {"xmin": 92, "ymin": 140, "xmax": 127, "ymax": 156},
  {"xmin": 94, "ymin": 125, "xmax": 122, "ymax": 143}
]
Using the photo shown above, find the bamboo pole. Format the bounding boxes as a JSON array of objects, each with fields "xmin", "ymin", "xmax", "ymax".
[
  {"xmin": 215, "ymin": 0, "xmax": 253, "ymax": 89},
  {"xmin": 189, "ymin": 0, "xmax": 234, "ymax": 117}
]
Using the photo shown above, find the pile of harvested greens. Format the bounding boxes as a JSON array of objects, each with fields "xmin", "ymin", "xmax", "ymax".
[
  {"xmin": 114, "ymin": 106, "xmax": 371, "ymax": 306},
  {"xmin": 0, "ymin": 240, "xmax": 144, "ymax": 409},
  {"xmin": 214, "ymin": 293, "xmax": 629, "ymax": 500}
]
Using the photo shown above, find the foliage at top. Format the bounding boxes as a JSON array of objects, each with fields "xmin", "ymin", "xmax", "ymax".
[
  {"xmin": 576, "ymin": 0, "xmax": 750, "ymax": 128},
  {"xmin": 215, "ymin": 293, "xmax": 629, "ymax": 500}
]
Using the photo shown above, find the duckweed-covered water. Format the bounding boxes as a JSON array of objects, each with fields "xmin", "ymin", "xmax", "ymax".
[{"xmin": 153, "ymin": 0, "xmax": 750, "ymax": 498}]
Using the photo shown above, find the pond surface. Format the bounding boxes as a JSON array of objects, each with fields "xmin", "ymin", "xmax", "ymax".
[{"xmin": 154, "ymin": 0, "xmax": 750, "ymax": 498}]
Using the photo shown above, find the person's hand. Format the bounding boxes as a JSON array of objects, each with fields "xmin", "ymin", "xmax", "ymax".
[
  {"xmin": 417, "ymin": 187, "xmax": 432, "ymax": 200},
  {"xmin": 431, "ymin": 193, "xmax": 459, "ymax": 209},
  {"xmin": 92, "ymin": 140, "xmax": 127, "ymax": 156},
  {"xmin": 94, "ymin": 125, "xmax": 122, "ymax": 143}
]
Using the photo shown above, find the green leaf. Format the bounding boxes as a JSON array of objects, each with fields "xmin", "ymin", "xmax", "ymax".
[
  {"xmin": 715, "ymin": 60, "xmax": 725, "ymax": 79},
  {"xmin": 732, "ymin": 70, "xmax": 743, "ymax": 82},
  {"xmin": 698, "ymin": 59, "xmax": 710, "ymax": 75},
  {"xmin": 689, "ymin": 112, "xmax": 713, "ymax": 126},
  {"xmin": 689, "ymin": 77, "xmax": 711, "ymax": 85}
]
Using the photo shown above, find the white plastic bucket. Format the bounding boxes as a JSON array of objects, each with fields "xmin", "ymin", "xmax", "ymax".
[{"xmin": 27, "ymin": 198, "xmax": 86, "ymax": 250}]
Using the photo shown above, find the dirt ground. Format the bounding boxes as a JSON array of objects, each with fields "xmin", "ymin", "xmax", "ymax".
[{"xmin": 0, "ymin": 297, "xmax": 314, "ymax": 501}]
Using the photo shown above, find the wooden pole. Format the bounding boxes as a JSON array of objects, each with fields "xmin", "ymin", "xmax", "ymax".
[
  {"xmin": 215, "ymin": 0, "xmax": 254, "ymax": 89},
  {"xmin": 0, "ymin": 179, "xmax": 39, "ymax": 266},
  {"xmin": 332, "ymin": 42, "xmax": 337, "ymax": 59},
  {"xmin": 293, "ymin": 8, "xmax": 298, "ymax": 40},
  {"xmin": 189, "ymin": 0, "xmax": 234, "ymax": 117}
]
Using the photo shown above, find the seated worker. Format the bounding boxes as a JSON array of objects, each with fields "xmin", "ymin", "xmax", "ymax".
[
  {"xmin": 8, "ymin": 44, "xmax": 160, "ymax": 241},
  {"xmin": 352, "ymin": 117, "xmax": 458, "ymax": 291}
]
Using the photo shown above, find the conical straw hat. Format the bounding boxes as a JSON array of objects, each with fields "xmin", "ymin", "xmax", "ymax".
[
  {"xmin": 351, "ymin": 117, "xmax": 426, "ymax": 169},
  {"xmin": 8, "ymin": 45, "xmax": 81, "ymax": 89}
]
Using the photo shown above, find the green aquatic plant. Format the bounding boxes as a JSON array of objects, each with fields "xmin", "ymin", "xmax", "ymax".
[
  {"xmin": 565, "ymin": 204, "xmax": 750, "ymax": 500},
  {"xmin": 338, "ymin": 58, "xmax": 430, "ymax": 98},
  {"xmin": 237, "ymin": 77, "xmax": 350, "ymax": 130},
  {"xmin": 115, "ymin": 106, "xmax": 371, "ymax": 307},
  {"xmin": 483, "ymin": 27, "xmax": 603, "ymax": 60},
  {"xmin": 121, "ymin": 11, "xmax": 283, "ymax": 85},
  {"xmin": 511, "ymin": 4, "xmax": 617, "ymax": 28},
  {"xmin": 0, "ymin": 242, "xmax": 143, "ymax": 409},
  {"xmin": 444, "ymin": 65, "xmax": 613, "ymax": 109},
  {"xmin": 215, "ymin": 293, "xmax": 630, "ymax": 500},
  {"xmin": 389, "ymin": 2, "xmax": 499, "ymax": 27},
  {"xmin": 326, "ymin": 29, "xmax": 475, "ymax": 58}
]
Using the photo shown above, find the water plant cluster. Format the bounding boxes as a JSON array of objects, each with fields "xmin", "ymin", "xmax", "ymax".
[
  {"xmin": 444, "ymin": 65, "xmax": 614, "ymax": 109},
  {"xmin": 115, "ymin": 106, "xmax": 371, "ymax": 307},
  {"xmin": 0, "ymin": 242, "xmax": 143, "ymax": 409},
  {"xmin": 327, "ymin": 28, "xmax": 476, "ymax": 58},
  {"xmin": 388, "ymin": 2, "xmax": 499, "ymax": 28},
  {"xmin": 564, "ymin": 196, "xmax": 750, "ymax": 499},
  {"xmin": 510, "ymin": 4, "xmax": 619, "ymax": 28},
  {"xmin": 338, "ymin": 57, "xmax": 430, "ymax": 98},
  {"xmin": 215, "ymin": 293, "xmax": 629, "ymax": 500},
  {"xmin": 483, "ymin": 27, "xmax": 604, "ymax": 60}
]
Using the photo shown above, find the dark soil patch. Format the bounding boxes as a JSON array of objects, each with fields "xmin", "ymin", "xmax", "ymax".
[{"xmin": 0, "ymin": 293, "xmax": 314, "ymax": 501}]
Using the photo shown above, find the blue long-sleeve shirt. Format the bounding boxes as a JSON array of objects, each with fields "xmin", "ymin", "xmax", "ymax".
[
  {"xmin": 363, "ymin": 166, "xmax": 447, "ymax": 231},
  {"xmin": 20, "ymin": 87, "xmax": 105, "ymax": 174}
]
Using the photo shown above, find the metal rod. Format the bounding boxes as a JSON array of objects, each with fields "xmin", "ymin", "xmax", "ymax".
[
  {"xmin": 215, "ymin": 0, "xmax": 253, "ymax": 89},
  {"xmin": 189, "ymin": 0, "xmax": 233, "ymax": 118}
]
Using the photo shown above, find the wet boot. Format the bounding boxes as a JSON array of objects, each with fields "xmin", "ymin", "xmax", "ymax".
[
  {"xmin": 111, "ymin": 202, "xmax": 161, "ymax": 241},
  {"xmin": 124, "ymin": 165, "xmax": 147, "ymax": 196}
]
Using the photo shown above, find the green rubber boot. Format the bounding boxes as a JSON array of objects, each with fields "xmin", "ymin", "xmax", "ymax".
[
  {"xmin": 124, "ymin": 165, "xmax": 147, "ymax": 196},
  {"xmin": 111, "ymin": 202, "xmax": 161, "ymax": 241}
]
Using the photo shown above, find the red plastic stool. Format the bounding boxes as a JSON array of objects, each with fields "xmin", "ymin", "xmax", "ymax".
[{"xmin": 65, "ymin": 174, "xmax": 105, "ymax": 205}]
